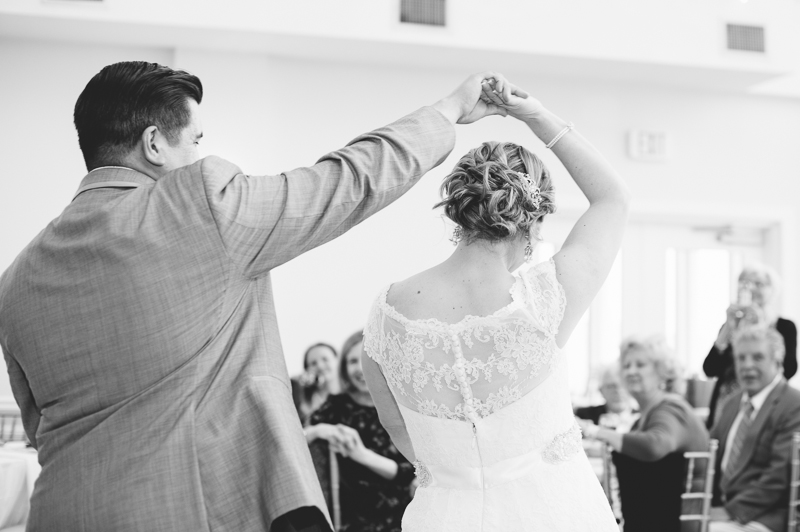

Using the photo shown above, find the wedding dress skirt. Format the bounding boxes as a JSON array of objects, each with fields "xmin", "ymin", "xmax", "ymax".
[{"xmin": 399, "ymin": 362, "xmax": 617, "ymax": 532}]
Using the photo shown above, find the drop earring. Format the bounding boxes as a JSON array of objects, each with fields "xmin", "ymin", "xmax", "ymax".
[
  {"xmin": 524, "ymin": 230, "xmax": 533, "ymax": 263},
  {"xmin": 450, "ymin": 226, "xmax": 463, "ymax": 246}
]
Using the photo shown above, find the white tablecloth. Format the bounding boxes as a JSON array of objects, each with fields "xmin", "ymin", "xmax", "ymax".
[{"xmin": 0, "ymin": 445, "xmax": 40, "ymax": 530}]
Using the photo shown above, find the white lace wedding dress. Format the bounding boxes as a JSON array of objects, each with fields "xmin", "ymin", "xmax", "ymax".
[{"xmin": 364, "ymin": 258, "xmax": 619, "ymax": 531}]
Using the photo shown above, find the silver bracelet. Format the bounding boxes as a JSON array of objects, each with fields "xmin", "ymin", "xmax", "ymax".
[{"xmin": 545, "ymin": 122, "xmax": 574, "ymax": 149}]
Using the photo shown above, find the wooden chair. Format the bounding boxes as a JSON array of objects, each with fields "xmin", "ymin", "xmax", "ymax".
[
  {"xmin": 679, "ymin": 438, "xmax": 719, "ymax": 532},
  {"xmin": 600, "ymin": 443, "xmax": 622, "ymax": 523},
  {"xmin": 308, "ymin": 439, "xmax": 342, "ymax": 531},
  {"xmin": 0, "ymin": 413, "xmax": 26, "ymax": 444},
  {"xmin": 788, "ymin": 432, "xmax": 800, "ymax": 532},
  {"xmin": 601, "ymin": 442, "xmax": 613, "ymax": 504}
]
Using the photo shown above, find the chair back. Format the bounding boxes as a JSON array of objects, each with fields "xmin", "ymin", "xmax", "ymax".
[
  {"xmin": 0, "ymin": 413, "xmax": 26, "ymax": 444},
  {"xmin": 308, "ymin": 440, "xmax": 342, "ymax": 531},
  {"xmin": 329, "ymin": 446, "xmax": 341, "ymax": 532},
  {"xmin": 600, "ymin": 443, "xmax": 623, "ymax": 522},
  {"xmin": 679, "ymin": 438, "xmax": 719, "ymax": 532},
  {"xmin": 789, "ymin": 432, "xmax": 800, "ymax": 532},
  {"xmin": 601, "ymin": 443, "xmax": 613, "ymax": 505}
]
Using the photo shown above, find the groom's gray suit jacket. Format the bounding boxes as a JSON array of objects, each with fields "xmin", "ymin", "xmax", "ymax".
[{"xmin": 0, "ymin": 107, "xmax": 454, "ymax": 531}]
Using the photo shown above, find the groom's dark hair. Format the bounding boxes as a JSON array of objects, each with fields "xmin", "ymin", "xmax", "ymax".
[{"xmin": 74, "ymin": 61, "xmax": 203, "ymax": 171}]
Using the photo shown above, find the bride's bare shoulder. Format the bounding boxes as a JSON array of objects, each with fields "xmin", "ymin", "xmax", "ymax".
[{"xmin": 385, "ymin": 266, "xmax": 448, "ymax": 314}]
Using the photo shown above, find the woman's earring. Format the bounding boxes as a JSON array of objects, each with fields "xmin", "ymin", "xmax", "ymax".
[
  {"xmin": 450, "ymin": 226, "xmax": 463, "ymax": 246},
  {"xmin": 524, "ymin": 242, "xmax": 533, "ymax": 263}
]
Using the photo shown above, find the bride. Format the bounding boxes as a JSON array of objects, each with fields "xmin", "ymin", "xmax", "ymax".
[{"xmin": 361, "ymin": 78, "xmax": 630, "ymax": 531}]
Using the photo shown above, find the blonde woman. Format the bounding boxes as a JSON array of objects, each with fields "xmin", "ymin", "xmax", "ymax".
[{"xmin": 582, "ymin": 335, "xmax": 709, "ymax": 532}]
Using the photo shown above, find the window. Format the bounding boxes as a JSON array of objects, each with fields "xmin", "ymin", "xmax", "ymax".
[{"xmin": 542, "ymin": 215, "xmax": 774, "ymax": 400}]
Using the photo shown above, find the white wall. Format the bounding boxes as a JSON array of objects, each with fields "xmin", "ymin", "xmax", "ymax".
[
  {"xmin": 1, "ymin": 37, "xmax": 799, "ymax": 403},
  {"xmin": 2, "ymin": 0, "xmax": 799, "ymax": 75}
]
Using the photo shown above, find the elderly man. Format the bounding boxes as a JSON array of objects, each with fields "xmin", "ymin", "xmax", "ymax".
[
  {"xmin": 0, "ymin": 61, "xmax": 511, "ymax": 532},
  {"xmin": 709, "ymin": 325, "xmax": 800, "ymax": 532}
]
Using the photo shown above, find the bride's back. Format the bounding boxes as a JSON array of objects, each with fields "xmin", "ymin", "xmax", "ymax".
[{"xmin": 385, "ymin": 261, "xmax": 519, "ymax": 326}]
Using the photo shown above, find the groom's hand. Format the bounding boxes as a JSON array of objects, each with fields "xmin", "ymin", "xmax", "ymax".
[{"xmin": 432, "ymin": 72, "xmax": 514, "ymax": 125}]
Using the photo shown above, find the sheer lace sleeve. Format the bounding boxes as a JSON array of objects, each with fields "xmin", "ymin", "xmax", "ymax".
[
  {"xmin": 363, "ymin": 300, "xmax": 416, "ymax": 461},
  {"xmin": 364, "ymin": 292, "xmax": 387, "ymax": 365},
  {"xmin": 522, "ymin": 258, "xmax": 567, "ymax": 336}
]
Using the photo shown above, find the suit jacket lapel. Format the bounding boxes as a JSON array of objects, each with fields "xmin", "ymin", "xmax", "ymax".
[
  {"xmin": 725, "ymin": 379, "xmax": 787, "ymax": 485},
  {"xmin": 716, "ymin": 391, "xmax": 743, "ymax": 493},
  {"xmin": 716, "ymin": 391, "xmax": 742, "ymax": 446}
]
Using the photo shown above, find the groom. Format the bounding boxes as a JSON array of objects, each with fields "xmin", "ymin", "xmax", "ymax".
[{"xmin": 0, "ymin": 61, "xmax": 507, "ymax": 531}]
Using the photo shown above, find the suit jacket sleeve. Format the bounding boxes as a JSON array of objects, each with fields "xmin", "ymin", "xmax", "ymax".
[
  {"xmin": 703, "ymin": 324, "xmax": 731, "ymax": 378},
  {"xmin": 709, "ymin": 409, "xmax": 728, "ymax": 505},
  {"xmin": 201, "ymin": 107, "xmax": 455, "ymax": 278},
  {"xmin": 725, "ymin": 400, "xmax": 800, "ymax": 524},
  {"xmin": 2, "ymin": 348, "xmax": 39, "ymax": 448},
  {"xmin": 778, "ymin": 318, "xmax": 797, "ymax": 379}
]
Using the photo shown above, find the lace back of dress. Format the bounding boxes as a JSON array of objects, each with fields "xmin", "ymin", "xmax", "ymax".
[{"xmin": 364, "ymin": 258, "xmax": 566, "ymax": 423}]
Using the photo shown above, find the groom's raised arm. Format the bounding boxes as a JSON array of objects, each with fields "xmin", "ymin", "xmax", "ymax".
[
  {"xmin": 202, "ymin": 106, "xmax": 454, "ymax": 277},
  {"xmin": 200, "ymin": 72, "xmax": 510, "ymax": 278}
]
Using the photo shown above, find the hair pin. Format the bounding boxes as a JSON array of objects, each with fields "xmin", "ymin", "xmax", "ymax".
[{"xmin": 517, "ymin": 172, "xmax": 541, "ymax": 210}]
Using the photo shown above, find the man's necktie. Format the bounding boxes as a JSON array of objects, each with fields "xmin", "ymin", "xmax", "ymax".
[{"xmin": 724, "ymin": 399, "xmax": 754, "ymax": 480}]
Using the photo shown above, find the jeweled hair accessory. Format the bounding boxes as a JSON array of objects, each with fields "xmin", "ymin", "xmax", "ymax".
[{"xmin": 517, "ymin": 172, "xmax": 542, "ymax": 210}]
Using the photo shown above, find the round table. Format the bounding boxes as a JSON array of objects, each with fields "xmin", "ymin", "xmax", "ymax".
[{"xmin": 0, "ymin": 445, "xmax": 40, "ymax": 530}]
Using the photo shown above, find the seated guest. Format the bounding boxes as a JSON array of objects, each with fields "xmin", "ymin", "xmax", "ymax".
[
  {"xmin": 709, "ymin": 325, "xmax": 800, "ymax": 532},
  {"xmin": 576, "ymin": 364, "xmax": 635, "ymax": 427},
  {"xmin": 306, "ymin": 331, "xmax": 415, "ymax": 532},
  {"xmin": 663, "ymin": 358, "xmax": 687, "ymax": 397},
  {"xmin": 580, "ymin": 335, "xmax": 709, "ymax": 532},
  {"xmin": 292, "ymin": 342, "xmax": 340, "ymax": 426}
]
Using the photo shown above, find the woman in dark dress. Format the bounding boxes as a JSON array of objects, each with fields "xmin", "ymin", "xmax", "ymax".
[
  {"xmin": 306, "ymin": 331, "xmax": 415, "ymax": 532},
  {"xmin": 703, "ymin": 265, "xmax": 797, "ymax": 428},
  {"xmin": 580, "ymin": 335, "xmax": 709, "ymax": 532}
]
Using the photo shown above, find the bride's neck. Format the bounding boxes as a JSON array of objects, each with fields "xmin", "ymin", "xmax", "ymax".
[{"xmin": 445, "ymin": 239, "xmax": 520, "ymax": 278}]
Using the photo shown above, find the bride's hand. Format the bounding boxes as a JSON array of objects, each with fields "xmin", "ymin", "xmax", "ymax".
[
  {"xmin": 433, "ymin": 71, "xmax": 511, "ymax": 125},
  {"xmin": 480, "ymin": 78, "xmax": 545, "ymax": 122}
]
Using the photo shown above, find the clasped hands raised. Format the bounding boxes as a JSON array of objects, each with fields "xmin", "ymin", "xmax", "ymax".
[{"xmin": 433, "ymin": 71, "xmax": 547, "ymax": 125}]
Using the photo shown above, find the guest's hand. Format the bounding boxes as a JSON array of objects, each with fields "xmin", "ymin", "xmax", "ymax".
[
  {"xmin": 432, "ymin": 72, "xmax": 514, "ymax": 125},
  {"xmin": 306, "ymin": 423, "xmax": 349, "ymax": 448},
  {"xmin": 479, "ymin": 78, "xmax": 545, "ymax": 123},
  {"xmin": 298, "ymin": 369, "xmax": 324, "ymax": 388},
  {"xmin": 725, "ymin": 303, "xmax": 743, "ymax": 327},
  {"xmin": 575, "ymin": 418, "xmax": 599, "ymax": 439},
  {"xmin": 739, "ymin": 304, "xmax": 765, "ymax": 326},
  {"xmin": 335, "ymin": 425, "xmax": 369, "ymax": 462}
]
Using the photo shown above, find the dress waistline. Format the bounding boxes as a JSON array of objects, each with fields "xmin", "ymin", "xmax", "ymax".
[
  {"xmin": 425, "ymin": 447, "xmax": 545, "ymax": 490},
  {"xmin": 421, "ymin": 423, "xmax": 582, "ymax": 490}
]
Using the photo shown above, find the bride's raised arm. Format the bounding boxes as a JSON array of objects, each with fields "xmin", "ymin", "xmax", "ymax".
[{"xmin": 484, "ymin": 80, "xmax": 631, "ymax": 348}]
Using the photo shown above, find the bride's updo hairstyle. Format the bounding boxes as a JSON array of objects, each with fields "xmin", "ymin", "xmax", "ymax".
[{"xmin": 435, "ymin": 141, "xmax": 555, "ymax": 244}]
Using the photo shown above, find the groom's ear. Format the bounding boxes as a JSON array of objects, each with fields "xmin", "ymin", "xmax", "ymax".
[{"xmin": 141, "ymin": 125, "xmax": 166, "ymax": 167}]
